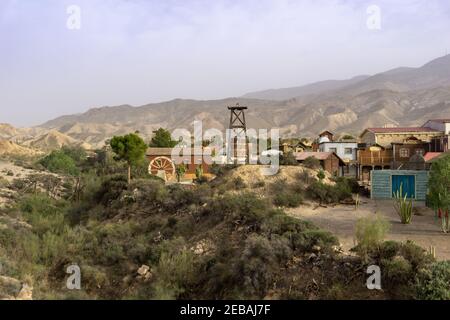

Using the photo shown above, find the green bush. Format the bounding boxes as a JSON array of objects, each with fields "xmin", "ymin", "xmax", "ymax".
[
  {"xmin": 303, "ymin": 156, "xmax": 321, "ymax": 169},
  {"xmin": 353, "ymin": 215, "xmax": 390, "ymax": 259},
  {"xmin": 39, "ymin": 150, "xmax": 80, "ymax": 176},
  {"xmin": 94, "ymin": 175, "xmax": 128, "ymax": 206},
  {"xmin": 273, "ymin": 191, "xmax": 303, "ymax": 207},
  {"xmin": 291, "ymin": 229, "xmax": 338, "ymax": 252},
  {"xmin": 416, "ymin": 261, "xmax": 450, "ymax": 300},
  {"xmin": 280, "ymin": 152, "xmax": 298, "ymax": 165}
]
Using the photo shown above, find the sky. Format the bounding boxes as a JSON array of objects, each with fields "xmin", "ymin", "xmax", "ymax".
[{"xmin": 1, "ymin": 0, "xmax": 450, "ymax": 127}]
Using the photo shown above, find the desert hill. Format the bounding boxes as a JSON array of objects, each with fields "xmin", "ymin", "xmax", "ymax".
[
  {"xmin": 21, "ymin": 130, "xmax": 92, "ymax": 151},
  {"xmin": 34, "ymin": 55, "xmax": 450, "ymax": 142},
  {"xmin": 0, "ymin": 139, "xmax": 42, "ymax": 157}
]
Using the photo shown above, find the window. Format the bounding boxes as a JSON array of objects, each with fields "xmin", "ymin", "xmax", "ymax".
[
  {"xmin": 399, "ymin": 148, "xmax": 409, "ymax": 158},
  {"xmin": 415, "ymin": 149, "xmax": 424, "ymax": 155},
  {"xmin": 344, "ymin": 148, "xmax": 353, "ymax": 155},
  {"xmin": 329, "ymin": 148, "xmax": 337, "ymax": 153}
]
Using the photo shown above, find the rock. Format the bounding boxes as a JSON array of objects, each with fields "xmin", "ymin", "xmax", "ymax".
[
  {"xmin": 16, "ymin": 284, "xmax": 33, "ymax": 300},
  {"xmin": 0, "ymin": 276, "xmax": 32, "ymax": 300},
  {"xmin": 312, "ymin": 245, "xmax": 321, "ymax": 253},
  {"xmin": 137, "ymin": 265, "xmax": 150, "ymax": 276}
]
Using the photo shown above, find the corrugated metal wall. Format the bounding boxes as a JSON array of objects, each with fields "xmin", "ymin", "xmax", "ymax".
[{"xmin": 371, "ymin": 170, "xmax": 429, "ymax": 201}]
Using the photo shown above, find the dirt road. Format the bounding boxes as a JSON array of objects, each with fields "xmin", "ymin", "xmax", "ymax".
[{"xmin": 287, "ymin": 199, "xmax": 450, "ymax": 260}]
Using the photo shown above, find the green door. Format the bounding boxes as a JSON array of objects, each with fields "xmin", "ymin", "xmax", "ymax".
[{"xmin": 392, "ymin": 175, "xmax": 415, "ymax": 198}]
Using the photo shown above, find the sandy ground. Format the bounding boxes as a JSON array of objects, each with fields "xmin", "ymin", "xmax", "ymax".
[{"xmin": 287, "ymin": 198, "xmax": 450, "ymax": 261}]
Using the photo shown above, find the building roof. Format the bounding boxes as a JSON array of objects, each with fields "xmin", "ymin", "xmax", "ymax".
[
  {"xmin": 319, "ymin": 130, "xmax": 333, "ymax": 136},
  {"xmin": 294, "ymin": 151, "xmax": 345, "ymax": 165},
  {"xmin": 320, "ymin": 140, "xmax": 358, "ymax": 144},
  {"xmin": 423, "ymin": 152, "xmax": 442, "ymax": 162},
  {"xmin": 365, "ymin": 127, "xmax": 440, "ymax": 133},
  {"xmin": 147, "ymin": 147, "xmax": 206, "ymax": 156},
  {"xmin": 424, "ymin": 119, "xmax": 450, "ymax": 124},
  {"xmin": 146, "ymin": 147, "xmax": 174, "ymax": 156}
]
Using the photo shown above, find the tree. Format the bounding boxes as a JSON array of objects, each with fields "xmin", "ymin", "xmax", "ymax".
[
  {"xmin": 110, "ymin": 133, "xmax": 147, "ymax": 184},
  {"xmin": 149, "ymin": 128, "xmax": 178, "ymax": 148},
  {"xmin": 428, "ymin": 155, "xmax": 450, "ymax": 232}
]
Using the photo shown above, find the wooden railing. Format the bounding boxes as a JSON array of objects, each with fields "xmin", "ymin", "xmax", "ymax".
[{"xmin": 358, "ymin": 156, "xmax": 393, "ymax": 166}]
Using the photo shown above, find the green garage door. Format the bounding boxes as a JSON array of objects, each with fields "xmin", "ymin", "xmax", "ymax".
[{"xmin": 392, "ymin": 175, "xmax": 415, "ymax": 198}]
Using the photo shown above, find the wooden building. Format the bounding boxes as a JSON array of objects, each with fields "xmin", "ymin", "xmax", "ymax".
[
  {"xmin": 295, "ymin": 151, "xmax": 345, "ymax": 176},
  {"xmin": 391, "ymin": 137, "xmax": 430, "ymax": 169},
  {"xmin": 357, "ymin": 145, "xmax": 393, "ymax": 182},
  {"xmin": 146, "ymin": 147, "xmax": 211, "ymax": 181},
  {"xmin": 371, "ymin": 170, "xmax": 429, "ymax": 201},
  {"xmin": 360, "ymin": 127, "xmax": 442, "ymax": 147}
]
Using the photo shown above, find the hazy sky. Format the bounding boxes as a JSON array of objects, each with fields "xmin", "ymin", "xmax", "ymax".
[{"xmin": 1, "ymin": 0, "xmax": 450, "ymax": 126}]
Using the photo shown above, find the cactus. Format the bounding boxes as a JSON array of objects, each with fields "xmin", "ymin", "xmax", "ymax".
[
  {"xmin": 393, "ymin": 184, "xmax": 413, "ymax": 224},
  {"xmin": 438, "ymin": 208, "xmax": 449, "ymax": 233},
  {"xmin": 175, "ymin": 164, "xmax": 186, "ymax": 182}
]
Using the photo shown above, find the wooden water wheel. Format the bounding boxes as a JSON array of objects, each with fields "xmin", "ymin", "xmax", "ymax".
[{"xmin": 149, "ymin": 156, "xmax": 176, "ymax": 180}]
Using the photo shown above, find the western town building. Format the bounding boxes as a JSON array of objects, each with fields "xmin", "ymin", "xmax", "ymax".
[{"xmin": 295, "ymin": 151, "xmax": 346, "ymax": 176}]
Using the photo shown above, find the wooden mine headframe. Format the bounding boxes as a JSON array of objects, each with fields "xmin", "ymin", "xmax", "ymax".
[
  {"xmin": 227, "ymin": 103, "xmax": 248, "ymax": 163},
  {"xmin": 228, "ymin": 103, "xmax": 248, "ymax": 134}
]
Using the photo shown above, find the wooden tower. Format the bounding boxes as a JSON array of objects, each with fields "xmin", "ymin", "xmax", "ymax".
[{"xmin": 227, "ymin": 103, "xmax": 248, "ymax": 163}]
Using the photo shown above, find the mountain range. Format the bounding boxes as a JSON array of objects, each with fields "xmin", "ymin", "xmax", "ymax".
[{"xmin": 2, "ymin": 54, "xmax": 450, "ymax": 151}]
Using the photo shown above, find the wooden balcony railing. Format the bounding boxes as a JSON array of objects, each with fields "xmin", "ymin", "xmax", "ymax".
[{"xmin": 358, "ymin": 156, "xmax": 393, "ymax": 166}]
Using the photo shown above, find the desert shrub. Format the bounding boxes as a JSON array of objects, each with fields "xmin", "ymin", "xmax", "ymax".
[
  {"xmin": 382, "ymin": 256, "xmax": 413, "ymax": 284},
  {"xmin": 203, "ymin": 193, "xmax": 268, "ymax": 228},
  {"xmin": 306, "ymin": 179, "xmax": 353, "ymax": 204},
  {"xmin": 18, "ymin": 194, "xmax": 68, "ymax": 236},
  {"xmin": 273, "ymin": 191, "xmax": 303, "ymax": 207},
  {"xmin": 209, "ymin": 164, "xmax": 238, "ymax": 177},
  {"xmin": 60, "ymin": 146, "xmax": 87, "ymax": 166},
  {"xmin": 280, "ymin": 151, "xmax": 297, "ymax": 165},
  {"xmin": 416, "ymin": 261, "xmax": 450, "ymax": 300},
  {"xmin": 353, "ymin": 215, "xmax": 390, "ymax": 259},
  {"xmin": 335, "ymin": 176, "xmax": 359, "ymax": 194},
  {"xmin": 39, "ymin": 150, "xmax": 79, "ymax": 176},
  {"xmin": 0, "ymin": 177, "xmax": 9, "ymax": 188},
  {"xmin": 291, "ymin": 229, "xmax": 338, "ymax": 252},
  {"xmin": 252, "ymin": 180, "xmax": 265, "ymax": 188},
  {"xmin": 296, "ymin": 170, "xmax": 313, "ymax": 185},
  {"xmin": 378, "ymin": 241, "xmax": 401, "ymax": 260},
  {"xmin": 399, "ymin": 240, "xmax": 433, "ymax": 269},
  {"xmin": 232, "ymin": 176, "xmax": 247, "ymax": 189},
  {"xmin": 195, "ymin": 175, "xmax": 209, "ymax": 184},
  {"xmin": 306, "ymin": 181, "xmax": 336, "ymax": 203},
  {"xmin": 326, "ymin": 283, "xmax": 346, "ymax": 300},
  {"xmin": 152, "ymin": 237, "xmax": 198, "ymax": 299},
  {"xmin": 317, "ymin": 169, "xmax": 326, "ymax": 181},
  {"xmin": 235, "ymin": 234, "xmax": 279, "ymax": 297},
  {"xmin": 303, "ymin": 156, "xmax": 321, "ymax": 169},
  {"xmin": 94, "ymin": 175, "xmax": 128, "ymax": 206}
]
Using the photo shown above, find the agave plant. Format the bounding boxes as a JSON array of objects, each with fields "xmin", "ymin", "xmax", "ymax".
[{"xmin": 393, "ymin": 184, "xmax": 413, "ymax": 224}]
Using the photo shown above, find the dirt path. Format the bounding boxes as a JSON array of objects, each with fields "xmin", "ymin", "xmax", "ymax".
[{"xmin": 287, "ymin": 199, "xmax": 450, "ymax": 261}]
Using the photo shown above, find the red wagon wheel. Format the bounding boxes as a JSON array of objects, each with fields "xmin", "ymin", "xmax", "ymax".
[{"xmin": 149, "ymin": 156, "xmax": 176, "ymax": 179}]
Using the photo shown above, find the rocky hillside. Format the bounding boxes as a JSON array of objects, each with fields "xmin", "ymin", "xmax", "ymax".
[{"xmin": 2, "ymin": 55, "xmax": 450, "ymax": 150}]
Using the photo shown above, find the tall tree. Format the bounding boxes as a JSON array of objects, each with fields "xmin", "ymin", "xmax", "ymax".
[
  {"xmin": 149, "ymin": 128, "xmax": 178, "ymax": 148},
  {"xmin": 110, "ymin": 133, "xmax": 147, "ymax": 184}
]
